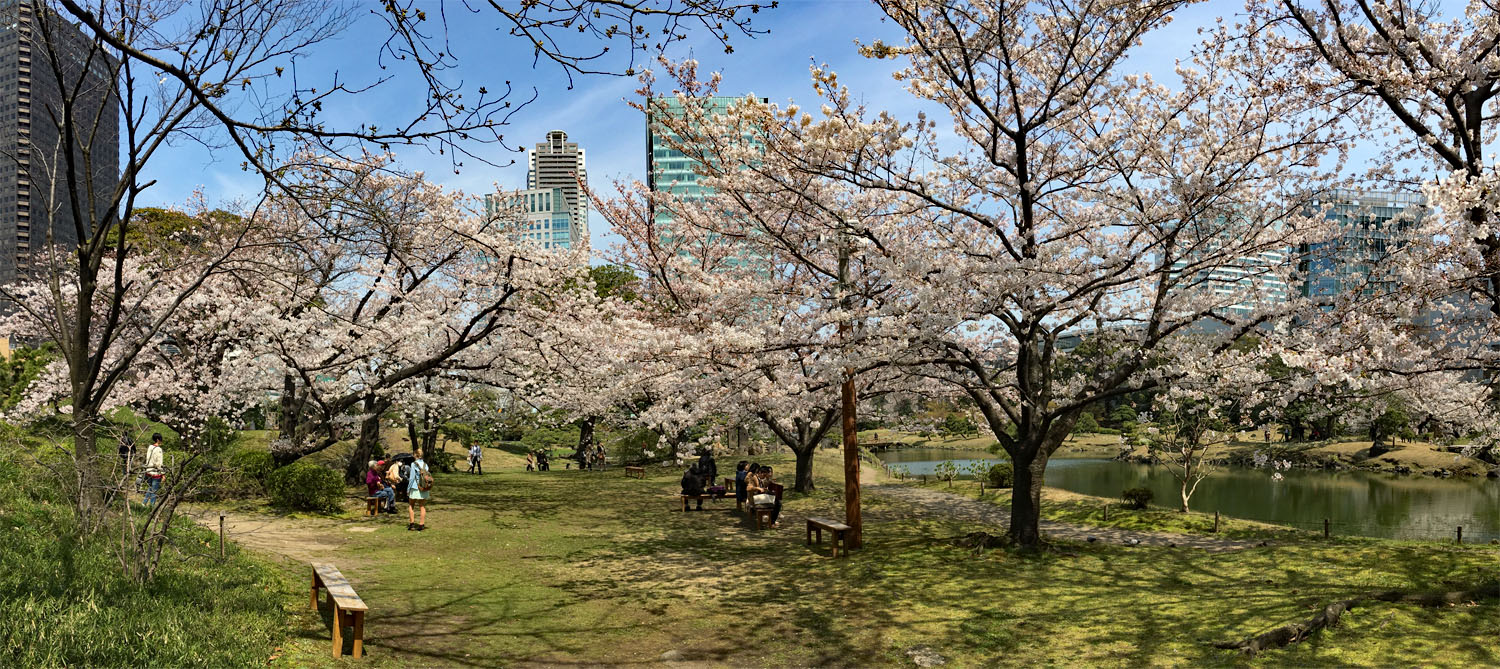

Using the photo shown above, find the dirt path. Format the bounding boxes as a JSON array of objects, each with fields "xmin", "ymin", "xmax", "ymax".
[
  {"xmin": 182, "ymin": 507, "xmax": 363, "ymax": 564},
  {"xmin": 867, "ymin": 484, "xmax": 1261, "ymax": 553}
]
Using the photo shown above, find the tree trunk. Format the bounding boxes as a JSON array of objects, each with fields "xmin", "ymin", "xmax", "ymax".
[
  {"xmin": 71, "ymin": 404, "xmax": 102, "ymax": 529},
  {"xmin": 575, "ymin": 417, "xmax": 596, "ymax": 465},
  {"xmin": 1180, "ymin": 484, "xmax": 1190, "ymax": 513},
  {"xmin": 345, "ymin": 397, "xmax": 388, "ymax": 484},
  {"xmin": 792, "ymin": 445, "xmax": 815, "ymax": 493},
  {"xmin": 1008, "ymin": 449, "xmax": 1049, "ymax": 548},
  {"xmin": 277, "ymin": 374, "xmax": 299, "ymax": 444}
]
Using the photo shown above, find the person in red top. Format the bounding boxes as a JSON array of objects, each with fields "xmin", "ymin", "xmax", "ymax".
[{"xmin": 366, "ymin": 460, "xmax": 395, "ymax": 514}]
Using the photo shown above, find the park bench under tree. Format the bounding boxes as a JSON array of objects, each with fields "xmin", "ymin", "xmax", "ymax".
[
  {"xmin": 806, "ymin": 517, "xmax": 852, "ymax": 558},
  {"xmin": 746, "ymin": 483, "xmax": 784, "ymax": 530},
  {"xmin": 311, "ymin": 563, "xmax": 369, "ymax": 658}
]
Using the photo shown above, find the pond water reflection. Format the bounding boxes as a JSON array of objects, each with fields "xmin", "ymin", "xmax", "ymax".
[{"xmin": 877, "ymin": 448, "xmax": 1500, "ymax": 542}]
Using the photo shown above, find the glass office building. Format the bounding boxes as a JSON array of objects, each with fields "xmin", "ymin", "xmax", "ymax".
[
  {"xmin": 1298, "ymin": 190, "xmax": 1425, "ymax": 299},
  {"xmin": 484, "ymin": 187, "xmax": 575, "ymax": 250},
  {"xmin": 645, "ymin": 95, "xmax": 768, "ymax": 222},
  {"xmin": 526, "ymin": 130, "xmax": 587, "ymax": 252}
]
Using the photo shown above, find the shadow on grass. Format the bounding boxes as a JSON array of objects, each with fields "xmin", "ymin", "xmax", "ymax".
[{"xmin": 266, "ymin": 455, "xmax": 1500, "ymax": 667}]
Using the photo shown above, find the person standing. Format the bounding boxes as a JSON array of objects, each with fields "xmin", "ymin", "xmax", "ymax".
[
  {"xmin": 407, "ymin": 449, "xmax": 431, "ymax": 531},
  {"xmin": 468, "ymin": 443, "xmax": 483, "ymax": 475},
  {"xmin": 142, "ymin": 433, "xmax": 165, "ymax": 507}
]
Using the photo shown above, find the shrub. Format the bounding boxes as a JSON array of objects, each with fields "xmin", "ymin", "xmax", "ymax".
[
  {"xmin": 427, "ymin": 449, "xmax": 458, "ymax": 473},
  {"xmin": 1074, "ymin": 412, "xmax": 1100, "ymax": 434},
  {"xmin": 934, "ymin": 460, "xmax": 959, "ymax": 486},
  {"xmin": 1095, "ymin": 427, "xmax": 1121, "ymax": 436},
  {"xmin": 267, "ymin": 461, "xmax": 344, "ymax": 513},
  {"xmin": 1121, "ymin": 487, "xmax": 1154, "ymax": 510},
  {"xmin": 986, "ymin": 462, "xmax": 1014, "ymax": 488},
  {"xmin": 226, "ymin": 449, "xmax": 275, "ymax": 494}
]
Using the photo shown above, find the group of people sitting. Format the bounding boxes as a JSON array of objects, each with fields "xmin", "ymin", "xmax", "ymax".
[
  {"xmin": 365, "ymin": 452, "xmax": 433, "ymax": 531},
  {"xmin": 525, "ymin": 449, "xmax": 552, "ymax": 471},
  {"xmin": 365, "ymin": 459, "xmax": 404, "ymax": 514},
  {"xmin": 679, "ymin": 454, "xmax": 782, "ymax": 528}
]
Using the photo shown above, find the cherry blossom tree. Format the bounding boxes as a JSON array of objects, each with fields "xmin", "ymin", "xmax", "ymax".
[
  {"xmin": 238, "ymin": 155, "xmax": 584, "ymax": 480},
  {"xmin": 639, "ymin": 0, "xmax": 1355, "ymax": 548}
]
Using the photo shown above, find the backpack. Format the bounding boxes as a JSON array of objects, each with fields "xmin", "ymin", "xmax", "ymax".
[{"xmin": 418, "ymin": 463, "xmax": 434, "ymax": 492}]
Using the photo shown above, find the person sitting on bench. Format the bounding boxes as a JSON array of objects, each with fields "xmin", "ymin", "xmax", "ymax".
[
  {"xmin": 734, "ymin": 460, "xmax": 750, "ymax": 505},
  {"xmin": 680, "ymin": 464, "xmax": 706, "ymax": 510},
  {"xmin": 747, "ymin": 465, "xmax": 783, "ymax": 528},
  {"xmin": 366, "ymin": 460, "xmax": 396, "ymax": 513}
]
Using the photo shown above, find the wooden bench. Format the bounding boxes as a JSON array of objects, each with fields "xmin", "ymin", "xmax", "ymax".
[
  {"xmin": 624, "ymin": 466, "xmax": 645, "ymax": 479},
  {"xmin": 364, "ymin": 496, "xmax": 379, "ymax": 516},
  {"xmin": 746, "ymin": 483, "xmax": 784, "ymax": 530},
  {"xmin": 679, "ymin": 490, "xmax": 730, "ymax": 511},
  {"xmin": 311, "ymin": 563, "xmax": 369, "ymax": 658},
  {"xmin": 807, "ymin": 517, "xmax": 852, "ymax": 557}
]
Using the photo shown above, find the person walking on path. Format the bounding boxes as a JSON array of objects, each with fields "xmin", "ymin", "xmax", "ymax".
[
  {"xmin": 407, "ymin": 449, "xmax": 431, "ymax": 531},
  {"xmin": 142, "ymin": 433, "xmax": 165, "ymax": 507},
  {"xmin": 467, "ymin": 443, "xmax": 483, "ymax": 475}
]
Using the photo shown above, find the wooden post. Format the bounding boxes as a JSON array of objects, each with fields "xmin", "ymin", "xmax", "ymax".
[
  {"xmin": 1324, "ymin": 518, "xmax": 1330, "ymax": 539},
  {"xmin": 1103, "ymin": 504, "xmax": 1109, "ymax": 522},
  {"xmin": 1213, "ymin": 510, "xmax": 1220, "ymax": 533},
  {"xmin": 1457, "ymin": 526, "xmax": 1463, "ymax": 544},
  {"xmin": 837, "ymin": 228, "xmax": 862, "ymax": 551},
  {"xmin": 218, "ymin": 514, "xmax": 225, "ymax": 559}
]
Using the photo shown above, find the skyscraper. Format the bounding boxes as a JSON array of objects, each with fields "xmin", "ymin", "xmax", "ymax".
[
  {"xmin": 645, "ymin": 95, "xmax": 768, "ymax": 221},
  {"xmin": 484, "ymin": 186, "xmax": 576, "ymax": 250},
  {"xmin": 526, "ymin": 130, "xmax": 587, "ymax": 252},
  {"xmin": 0, "ymin": 0, "xmax": 119, "ymax": 283},
  {"xmin": 1298, "ymin": 189, "xmax": 1425, "ymax": 299}
]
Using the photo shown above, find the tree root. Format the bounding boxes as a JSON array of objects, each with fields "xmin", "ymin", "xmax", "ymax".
[{"xmin": 1216, "ymin": 580, "xmax": 1500, "ymax": 655}]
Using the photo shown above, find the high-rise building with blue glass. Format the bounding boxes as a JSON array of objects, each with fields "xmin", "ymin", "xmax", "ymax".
[
  {"xmin": 1298, "ymin": 190, "xmax": 1425, "ymax": 299},
  {"xmin": 645, "ymin": 95, "xmax": 768, "ymax": 223},
  {"xmin": 484, "ymin": 186, "xmax": 575, "ymax": 250},
  {"xmin": 525, "ymin": 130, "xmax": 587, "ymax": 251}
]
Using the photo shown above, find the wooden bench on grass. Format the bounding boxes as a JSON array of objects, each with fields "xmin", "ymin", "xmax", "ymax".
[
  {"xmin": 679, "ymin": 489, "xmax": 731, "ymax": 512},
  {"xmin": 311, "ymin": 563, "xmax": 369, "ymax": 658},
  {"xmin": 745, "ymin": 483, "xmax": 784, "ymax": 530},
  {"xmin": 364, "ymin": 496, "xmax": 380, "ymax": 516},
  {"xmin": 624, "ymin": 466, "xmax": 646, "ymax": 479},
  {"xmin": 806, "ymin": 517, "xmax": 852, "ymax": 558}
]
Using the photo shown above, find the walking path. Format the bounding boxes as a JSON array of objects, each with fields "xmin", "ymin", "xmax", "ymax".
[{"xmin": 867, "ymin": 484, "xmax": 1261, "ymax": 553}]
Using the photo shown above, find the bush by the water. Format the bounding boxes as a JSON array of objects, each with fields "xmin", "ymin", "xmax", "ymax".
[
  {"xmin": 267, "ymin": 461, "xmax": 344, "ymax": 513},
  {"xmin": 986, "ymin": 462, "xmax": 1014, "ymax": 488},
  {"xmin": 1122, "ymin": 487, "xmax": 1154, "ymax": 509}
]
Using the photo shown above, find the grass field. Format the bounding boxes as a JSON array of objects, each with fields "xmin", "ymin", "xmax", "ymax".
[
  {"xmin": 0, "ymin": 447, "xmax": 292, "ymax": 668},
  {"xmin": 238, "ymin": 448, "xmax": 1500, "ymax": 667}
]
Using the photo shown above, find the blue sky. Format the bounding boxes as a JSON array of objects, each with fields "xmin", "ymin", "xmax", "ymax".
[{"xmin": 141, "ymin": 0, "xmax": 1229, "ymax": 261}]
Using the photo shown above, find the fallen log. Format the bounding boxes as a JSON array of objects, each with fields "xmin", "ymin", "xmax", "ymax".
[{"xmin": 1216, "ymin": 580, "xmax": 1500, "ymax": 655}]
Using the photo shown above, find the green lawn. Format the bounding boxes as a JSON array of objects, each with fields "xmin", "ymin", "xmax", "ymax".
[{"xmin": 252, "ymin": 450, "xmax": 1500, "ymax": 667}]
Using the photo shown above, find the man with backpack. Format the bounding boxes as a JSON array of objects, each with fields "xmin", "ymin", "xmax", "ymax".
[{"xmin": 407, "ymin": 449, "xmax": 433, "ymax": 531}]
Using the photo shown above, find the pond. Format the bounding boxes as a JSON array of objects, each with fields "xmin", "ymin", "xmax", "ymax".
[{"xmin": 876, "ymin": 448, "xmax": 1500, "ymax": 542}]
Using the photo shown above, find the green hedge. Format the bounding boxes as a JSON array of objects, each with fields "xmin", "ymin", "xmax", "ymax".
[{"xmin": 267, "ymin": 461, "xmax": 343, "ymax": 513}]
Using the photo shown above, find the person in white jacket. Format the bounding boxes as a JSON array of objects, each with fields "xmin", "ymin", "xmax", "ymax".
[{"xmin": 143, "ymin": 433, "xmax": 165, "ymax": 506}]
